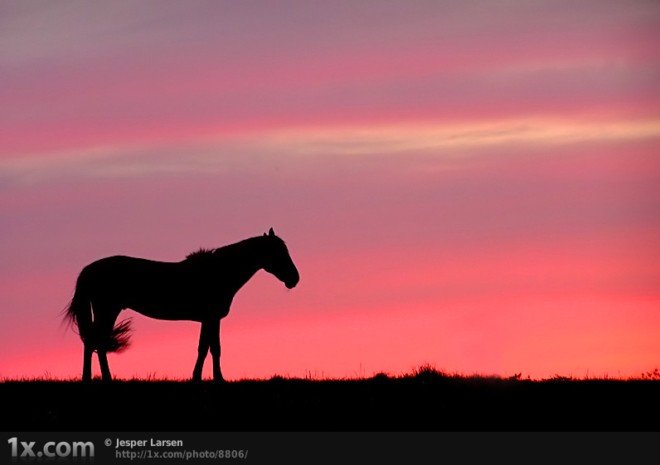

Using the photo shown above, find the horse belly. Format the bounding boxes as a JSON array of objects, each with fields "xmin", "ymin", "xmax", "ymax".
[
  {"xmin": 129, "ymin": 304, "xmax": 205, "ymax": 321},
  {"xmin": 124, "ymin": 290, "xmax": 209, "ymax": 322}
]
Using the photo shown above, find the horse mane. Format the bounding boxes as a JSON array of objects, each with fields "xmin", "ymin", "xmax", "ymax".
[
  {"xmin": 185, "ymin": 247, "xmax": 216, "ymax": 260},
  {"xmin": 184, "ymin": 236, "xmax": 276, "ymax": 262}
]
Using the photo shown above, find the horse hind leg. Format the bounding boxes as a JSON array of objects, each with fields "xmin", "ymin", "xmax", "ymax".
[
  {"xmin": 98, "ymin": 351, "xmax": 112, "ymax": 381},
  {"xmin": 82, "ymin": 344, "xmax": 93, "ymax": 382},
  {"xmin": 92, "ymin": 305, "xmax": 121, "ymax": 382}
]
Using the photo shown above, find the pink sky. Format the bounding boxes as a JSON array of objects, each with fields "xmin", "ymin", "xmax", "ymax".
[{"xmin": 1, "ymin": 1, "xmax": 660, "ymax": 380}]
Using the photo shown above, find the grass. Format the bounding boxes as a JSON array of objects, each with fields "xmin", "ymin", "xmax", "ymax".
[
  {"xmin": 2, "ymin": 365, "xmax": 659, "ymax": 431},
  {"xmin": 4, "ymin": 364, "xmax": 659, "ymax": 383}
]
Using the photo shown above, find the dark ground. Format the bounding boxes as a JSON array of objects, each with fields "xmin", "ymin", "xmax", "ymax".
[{"xmin": 3, "ymin": 371, "xmax": 659, "ymax": 431}]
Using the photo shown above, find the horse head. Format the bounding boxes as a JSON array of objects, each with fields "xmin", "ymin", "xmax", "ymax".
[{"xmin": 262, "ymin": 227, "xmax": 300, "ymax": 289}]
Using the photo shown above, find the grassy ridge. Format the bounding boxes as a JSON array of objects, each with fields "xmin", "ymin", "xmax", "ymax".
[{"xmin": 3, "ymin": 369, "xmax": 660, "ymax": 431}]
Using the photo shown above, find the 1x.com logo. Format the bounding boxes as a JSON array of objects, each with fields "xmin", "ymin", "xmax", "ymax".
[{"xmin": 8, "ymin": 437, "xmax": 94, "ymax": 459}]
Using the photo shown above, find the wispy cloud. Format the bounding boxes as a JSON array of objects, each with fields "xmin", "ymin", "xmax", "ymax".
[
  {"xmin": 265, "ymin": 118, "xmax": 660, "ymax": 156},
  {"xmin": 3, "ymin": 117, "xmax": 659, "ymax": 186}
]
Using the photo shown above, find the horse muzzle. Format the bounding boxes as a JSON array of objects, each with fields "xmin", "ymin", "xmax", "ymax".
[{"xmin": 285, "ymin": 275, "xmax": 299, "ymax": 289}]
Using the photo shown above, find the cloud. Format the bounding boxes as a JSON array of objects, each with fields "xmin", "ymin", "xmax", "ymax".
[
  {"xmin": 2, "ymin": 117, "xmax": 659, "ymax": 187},
  {"xmin": 2, "ymin": 1, "xmax": 659, "ymax": 158}
]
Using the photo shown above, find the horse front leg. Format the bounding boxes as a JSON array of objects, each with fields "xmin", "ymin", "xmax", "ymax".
[
  {"xmin": 192, "ymin": 321, "xmax": 211, "ymax": 381},
  {"xmin": 209, "ymin": 319, "xmax": 223, "ymax": 382}
]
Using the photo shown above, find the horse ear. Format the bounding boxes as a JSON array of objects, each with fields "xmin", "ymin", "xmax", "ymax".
[{"xmin": 268, "ymin": 227, "xmax": 275, "ymax": 236}]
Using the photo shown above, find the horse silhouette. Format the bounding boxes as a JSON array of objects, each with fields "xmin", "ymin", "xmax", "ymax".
[{"xmin": 64, "ymin": 228, "xmax": 299, "ymax": 382}]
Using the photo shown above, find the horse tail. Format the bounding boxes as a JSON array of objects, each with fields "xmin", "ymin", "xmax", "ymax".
[
  {"xmin": 63, "ymin": 272, "xmax": 94, "ymax": 346},
  {"xmin": 63, "ymin": 269, "xmax": 132, "ymax": 353},
  {"xmin": 103, "ymin": 319, "xmax": 132, "ymax": 353}
]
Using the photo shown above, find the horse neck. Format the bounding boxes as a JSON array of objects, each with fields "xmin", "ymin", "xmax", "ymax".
[{"xmin": 221, "ymin": 237, "xmax": 269, "ymax": 288}]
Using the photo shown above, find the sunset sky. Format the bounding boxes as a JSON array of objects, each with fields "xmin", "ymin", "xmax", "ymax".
[{"xmin": 1, "ymin": 1, "xmax": 659, "ymax": 380}]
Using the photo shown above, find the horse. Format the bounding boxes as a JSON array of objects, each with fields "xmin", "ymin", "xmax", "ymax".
[{"xmin": 63, "ymin": 228, "xmax": 299, "ymax": 382}]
